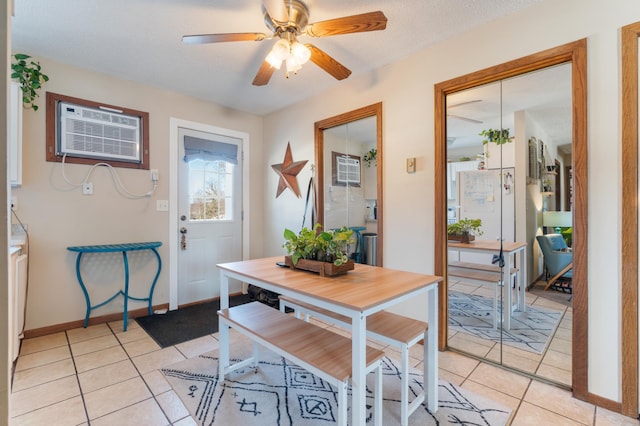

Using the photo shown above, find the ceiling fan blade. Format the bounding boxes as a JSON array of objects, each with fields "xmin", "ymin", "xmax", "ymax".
[
  {"xmin": 263, "ymin": 0, "xmax": 289, "ymax": 23},
  {"xmin": 252, "ymin": 60, "xmax": 277, "ymax": 86},
  {"xmin": 305, "ymin": 11, "xmax": 387, "ymax": 38},
  {"xmin": 306, "ymin": 44, "xmax": 351, "ymax": 80},
  {"xmin": 447, "ymin": 114, "xmax": 483, "ymax": 124},
  {"xmin": 182, "ymin": 33, "xmax": 266, "ymax": 44},
  {"xmin": 448, "ymin": 99, "xmax": 482, "ymax": 109}
]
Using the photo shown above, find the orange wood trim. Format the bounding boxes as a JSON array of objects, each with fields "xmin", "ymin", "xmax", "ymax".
[
  {"xmin": 314, "ymin": 103, "xmax": 384, "ymax": 266},
  {"xmin": 621, "ymin": 21, "xmax": 640, "ymax": 418},
  {"xmin": 45, "ymin": 92, "xmax": 151, "ymax": 170},
  {"xmin": 22, "ymin": 293, "xmax": 245, "ymax": 339},
  {"xmin": 586, "ymin": 392, "xmax": 623, "ymax": 414},
  {"xmin": 434, "ymin": 40, "xmax": 589, "ymax": 400},
  {"xmin": 22, "ymin": 303, "xmax": 168, "ymax": 339},
  {"xmin": 434, "ymin": 82, "xmax": 448, "ymax": 350},
  {"xmin": 570, "ymin": 38, "xmax": 589, "ymax": 402}
]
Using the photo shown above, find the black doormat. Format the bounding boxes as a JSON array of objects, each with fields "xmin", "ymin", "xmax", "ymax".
[{"xmin": 136, "ymin": 294, "xmax": 252, "ymax": 348}]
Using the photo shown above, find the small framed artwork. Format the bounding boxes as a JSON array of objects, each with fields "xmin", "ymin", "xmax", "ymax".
[
  {"xmin": 527, "ymin": 137, "xmax": 540, "ymax": 182},
  {"xmin": 332, "ymin": 151, "xmax": 361, "ymax": 186}
]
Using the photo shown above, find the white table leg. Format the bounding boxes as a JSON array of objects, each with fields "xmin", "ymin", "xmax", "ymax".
[
  {"xmin": 352, "ymin": 312, "xmax": 366, "ymax": 425},
  {"xmin": 219, "ymin": 271, "xmax": 230, "ymax": 379},
  {"xmin": 425, "ymin": 285, "xmax": 438, "ymax": 412},
  {"xmin": 503, "ymin": 255, "xmax": 512, "ymax": 330},
  {"xmin": 520, "ymin": 249, "xmax": 527, "ymax": 312}
]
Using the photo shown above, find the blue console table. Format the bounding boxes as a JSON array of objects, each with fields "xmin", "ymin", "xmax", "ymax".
[{"xmin": 67, "ymin": 242, "xmax": 162, "ymax": 331}]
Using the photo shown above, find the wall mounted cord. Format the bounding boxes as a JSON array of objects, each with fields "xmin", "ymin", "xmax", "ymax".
[{"xmin": 61, "ymin": 153, "xmax": 158, "ymax": 199}]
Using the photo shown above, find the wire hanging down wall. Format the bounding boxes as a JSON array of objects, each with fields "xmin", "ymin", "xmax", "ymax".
[{"xmin": 60, "ymin": 154, "xmax": 158, "ymax": 199}]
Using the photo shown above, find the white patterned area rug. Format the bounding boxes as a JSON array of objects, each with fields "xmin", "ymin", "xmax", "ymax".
[
  {"xmin": 448, "ymin": 290, "xmax": 564, "ymax": 354},
  {"xmin": 162, "ymin": 346, "xmax": 511, "ymax": 425}
]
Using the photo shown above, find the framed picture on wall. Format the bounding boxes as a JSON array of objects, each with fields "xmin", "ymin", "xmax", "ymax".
[
  {"xmin": 332, "ymin": 151, "xmax": 361, "ymax": 186},
  {"xmin": 527, "ymin": 137, "xmax": 540, "ymax": 182}
]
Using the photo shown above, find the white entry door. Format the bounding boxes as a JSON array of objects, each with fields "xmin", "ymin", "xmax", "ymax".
[{"xmin": 177, "ymin": 127, "xmax": 243, "ymax": 305}]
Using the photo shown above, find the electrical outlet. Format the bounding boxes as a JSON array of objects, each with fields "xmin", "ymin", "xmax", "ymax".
[
  {"xmin": 150, "ymin": 169, "xmax": 159, "ymax": 182},
  {"xmin": 156, "ymin": 200, "xmax": 169, "ymax": 211},
  {"xmin": 82, "ymin": 182, "xmax": 93, "ymax": 195},
  {"xmin": 10, "ymin": 195, "xmax": 17, "ymax": 210}
]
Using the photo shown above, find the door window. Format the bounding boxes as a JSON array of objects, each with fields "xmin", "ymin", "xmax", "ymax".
[{"xmin": 188, "ymin": 159, "xmax": 234, "ymax": 221}]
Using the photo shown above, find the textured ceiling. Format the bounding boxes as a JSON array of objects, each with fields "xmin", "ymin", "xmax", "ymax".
[{"xmin": 11, "ymin": 0, "xmax": 542, "ymax": 116}]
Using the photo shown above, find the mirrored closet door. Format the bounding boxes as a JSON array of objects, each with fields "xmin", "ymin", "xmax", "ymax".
[{"xmin": 444, "ymin": 63, "xmax": 574, "ymax": 387}]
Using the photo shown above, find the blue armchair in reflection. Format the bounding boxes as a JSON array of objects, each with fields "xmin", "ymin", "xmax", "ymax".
[{"xmin": 536, "ymin": 234, "xmax": 572, "ymax": 293}]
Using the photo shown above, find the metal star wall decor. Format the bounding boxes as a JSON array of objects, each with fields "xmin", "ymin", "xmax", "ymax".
[{"xmin": 271, "ymin": 142, "xmax": 308, "ymax": 198}]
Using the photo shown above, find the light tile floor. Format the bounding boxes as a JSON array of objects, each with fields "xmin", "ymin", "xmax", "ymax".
[
  {"xmin": 9, "ymin": 314, "xmax": 637, "ymax": 425},
  {"xmin": 448, "ymin": 278, "xmax": 573, "ymax": 387}
]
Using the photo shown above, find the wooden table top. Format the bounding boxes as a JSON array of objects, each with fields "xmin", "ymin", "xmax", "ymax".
[
  {"xmin": 448, "ymin": 239, "xmax": 527, "ymax": 252},
  {"xmin": 217, "ymin": 256, "xmax": 442, "ymax": 312}
]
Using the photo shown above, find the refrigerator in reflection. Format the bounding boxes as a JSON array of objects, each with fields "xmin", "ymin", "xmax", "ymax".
[{"xmin": 451, "ymin": 168, "xmax": 515, "ymax": 264}]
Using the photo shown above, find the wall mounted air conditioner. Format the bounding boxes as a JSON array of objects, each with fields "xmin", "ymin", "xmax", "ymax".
[{"xmin": 58, "ymin": 102, "xmax": 142, "ymax": 163}]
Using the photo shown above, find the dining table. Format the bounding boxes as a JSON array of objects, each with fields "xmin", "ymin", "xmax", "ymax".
[
  {"xmin": 448, "ymin": 239, "xmax": 527, "ymax": 330},
  {"xmin": 217, "ymin": 256, "xmax": 442, "ymax": 425}
]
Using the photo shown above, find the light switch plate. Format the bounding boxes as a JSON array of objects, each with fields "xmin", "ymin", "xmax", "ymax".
[
  {"xmin": 406, "ymin": 157, "xmax": 416, "ymax": 173},
  {"xmin": 156, "ymin": 200, "xmax": 169, "ymax": 211}
]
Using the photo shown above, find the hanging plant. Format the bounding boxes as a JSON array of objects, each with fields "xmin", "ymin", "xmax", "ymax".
[
  {"xmin": 11, "ymin": 53, "xmax": 49, "ymax": 111},
  {"xmin": 363, "ymin": 148, "xmax": 377, "ymax": 167},
  {"xmin": 479, "ymin": 128, "xmax": 511, "ymax": 145}
]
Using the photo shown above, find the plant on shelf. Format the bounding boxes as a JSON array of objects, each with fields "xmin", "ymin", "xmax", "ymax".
[
  {"xmin": 479, "ymin": 128, "xmax": 511, "ymax": 145},
  {"xmin": 283, "ymin": 224, "xmax": 355, "ymax": 266},
  {"xmin": 363, "ymin": 148, "xmax": 377, "ymax": 167},
  {"xmin": 447, "ymin": 218, "xmax": 483, "ymax": 243},
  {"xmin": 11, "ymin": 53, "xmax": 49, "ymax": 111}
]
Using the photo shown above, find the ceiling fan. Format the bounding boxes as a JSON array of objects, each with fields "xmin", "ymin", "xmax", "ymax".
[
  {"xmin": 182, "ymin": 0, "xmax": 387, "ymax": 86},
  {"xmin": 447, "ymin": 99, "xmax": 483, "ymax": 124}
]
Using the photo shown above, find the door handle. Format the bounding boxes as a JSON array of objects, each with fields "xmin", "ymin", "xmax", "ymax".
[{"xmin": 180, "ymin": 227, "xmax": 187, "ymax": 250}]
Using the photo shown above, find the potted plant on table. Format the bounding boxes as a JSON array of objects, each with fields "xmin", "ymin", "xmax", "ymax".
[
  {"xmin": 447, "ymin": 218, "xmax": 483, "ymax": 243},
  {"xmin": 283, "ymin": 224, "xmax": 356, "ymax": 275}
]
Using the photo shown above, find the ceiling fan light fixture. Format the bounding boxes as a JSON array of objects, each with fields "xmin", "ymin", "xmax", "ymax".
[
  {"xmin": 291, "ymin": 41, "xmax": 311, "ymax": 64},
  {"xmin": 265, "ymin": 50, "xmax": 283, "ymax": 69},
  {"xmin": 183, "ymin": 1, "xmax": 388, "ymax": 86},
  {"xmin": 271, "ymin": 38, "xmax": 290, "ymax": 61},
  {"xmin": 285, "ymin": 55, "xmax": 302, "ymax": 76}
]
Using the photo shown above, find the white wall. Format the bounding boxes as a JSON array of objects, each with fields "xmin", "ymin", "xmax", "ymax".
[
  {"xmin": 13, "ymin": 57, "xmax": 264, "ymax": 330},
  {"xmin": 262, "ymin": 0, "xmax": 640, "ymax": 405}
]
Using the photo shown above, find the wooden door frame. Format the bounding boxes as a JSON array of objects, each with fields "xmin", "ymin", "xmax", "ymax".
[
  {"xmin": 434, "ymin": 39, "xmax": 588, "ymax": 399},
  {"xmin": 621, "ymin": 21, "xmax": 640, "ymax": 418}
]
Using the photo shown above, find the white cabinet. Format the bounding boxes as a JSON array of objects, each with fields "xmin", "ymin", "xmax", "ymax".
[
  {"xmin": 9, "ymin": 248, "xmax": 27, "ymax": 362},
  {"xmin": 9, "ymin": 82, "xmax": 23, "ymax": 187}
]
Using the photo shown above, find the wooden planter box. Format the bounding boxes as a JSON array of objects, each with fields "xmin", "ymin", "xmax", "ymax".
[
  {"xmin": 284, "ymin": 256, "xmax": 355, "ymax": 277},
  {"xmin": 447, "ymin": 233, "xmax": 475, "ymax": 243}
]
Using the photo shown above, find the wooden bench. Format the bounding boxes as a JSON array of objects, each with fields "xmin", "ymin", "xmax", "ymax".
[
  {"xmin": 447, "ymin": 261, "xmax": 519, "ymax": 329},
  {"xmin": 279, "ymin": 295, "xmax": 428, "ymax": 426},
  {"xmin": 218, "ymin": 301, "xmax": 385, "ymax": 426}
]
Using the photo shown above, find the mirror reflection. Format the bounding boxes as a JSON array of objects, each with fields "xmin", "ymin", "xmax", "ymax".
[
  {"xmin": 445, "ymin": 63, "xmax": 573, "ymax": 386},
  {"xmin": 315, "ymin": 103, "xmax": 383, "ymax": 266},
  {"xmin": 322, "ymin": 117, "xmax": 378, "ymax": 265}
]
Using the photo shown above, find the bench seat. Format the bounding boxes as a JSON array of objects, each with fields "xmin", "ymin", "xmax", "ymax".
[
  {"xmin": 279, "ymin": 295, "xmax": 427, "ymax": 426},
  {"xmin": 448, "ymin": 261, "xmax": 519, "ymax": 329},
  {"xmin": 219, "ymin": 301, "xmax": 384, "ymax": 425}
]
